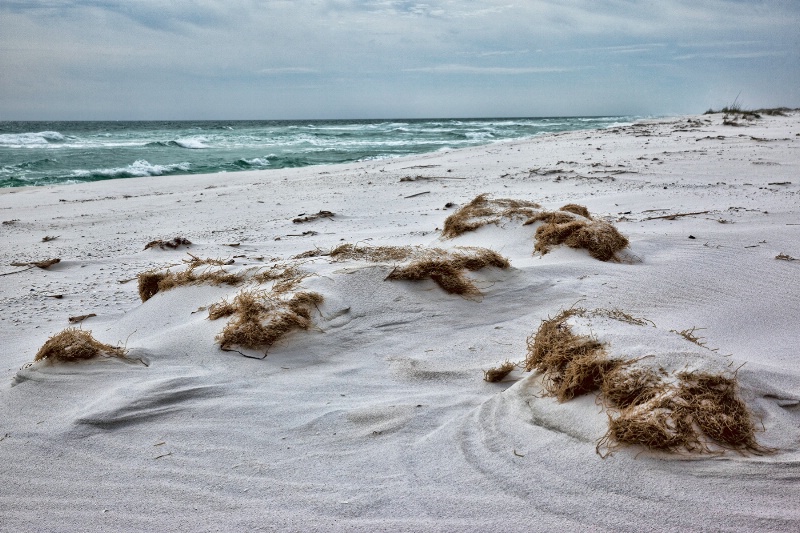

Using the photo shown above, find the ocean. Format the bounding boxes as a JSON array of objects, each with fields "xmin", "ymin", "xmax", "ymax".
[{"xmin": 0, "ymin": 117, "xmax": 639, "ymax": 188}]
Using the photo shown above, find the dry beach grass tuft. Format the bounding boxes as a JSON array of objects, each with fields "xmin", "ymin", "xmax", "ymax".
[
  {"xmin": 525, "ymin": 308, "xmax": 766, "ymax": 456},
  {"xmin": 34, "ymin": 328, "xmax": 127, "ymax": 363}
]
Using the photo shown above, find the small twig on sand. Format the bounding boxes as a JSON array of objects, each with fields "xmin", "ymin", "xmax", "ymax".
[
  {"xmin": 10, "ymin": 258, "xmax": 61, "ymax": 269},
  {"xmin": 644, "ymin": 211, "xmax": 711, "ymax": 221},
  {"xmin": 69, "ymin": 313, "xmax": 97, "ymax": 323},
  {"xmin": 404, "ymin": 191, "xmax": 431, "ymax": 199},
  {"xmin": 0, "ymin": 267, "xmax": 33, "ymax": 277}
]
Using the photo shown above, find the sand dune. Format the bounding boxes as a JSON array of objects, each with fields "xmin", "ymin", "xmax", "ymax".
[{"xmin": 1, "ymin": 113, "xmax": 799, "ymax": 531}]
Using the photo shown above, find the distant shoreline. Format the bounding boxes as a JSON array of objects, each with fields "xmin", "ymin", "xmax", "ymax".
[{"xmin": 0, "ymin": 116, "xmax": 644, "ymax": 189}]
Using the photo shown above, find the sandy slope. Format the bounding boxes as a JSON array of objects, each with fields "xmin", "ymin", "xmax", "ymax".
[{"xmin": 1, "ymin": 113, "xmax": 799, "ymax": 532}]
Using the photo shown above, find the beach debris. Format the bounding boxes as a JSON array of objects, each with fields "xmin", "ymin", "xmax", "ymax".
[
  {"xmin": 523, "ymin": 308, "xmax": 767, "ymax": 456},
  {"xmin": 643, "ymin": 211, "xmax": 711, "ymax": 221},
  {"xmin": 483, "ymin": 361, "xmax": 516, "ymax": 382},
  {"xmin": 775, "ymin": 253, "xmax": 796, "ymax": 261},
  {"xmin": 293, "ymin": 210, "xmax": 335, "ymax": 223},
  {"xmin": 400, "ymin": 175, "xmax": 465, "ymax": 181},
  {"xmin": 33, "ymin": 328, "xmax": 127, "ymax": 364},
  {"xmin": 441, "ymin": 193, "xmax": 540, "ymax": 238},
  {"xmin": 68, "ymin": 313, "xmax": 97, "ymax": 323},
  {"xmin": 41, "ymin": 235, "xmax": 59, "ymax": 242},
  {"xmin": 137, "ymin": 265, "xmax": 243, "ymax": 302},
  {"xmin": 2, "ymin": 258, "xmax": 62, "ymax": 276},
  {"xmin": 144, "ymin": 236, "xmax": 192, "ymax": 250},
  {"xmin": 671, "ymin": 326, "xmax": 708, "ymax": 348},
  {"xmin": 404, "ymin": 191, "xmax": 430, "ymax": 198},
  {"xmin": 10, "ymin": 258, "xmax": 61, "ymax": 269},
  {"xmin": 209, "ymin": 289, "xmax": 323, "ymax": 355},
  {"xmin": 2, "ymin": 219, "xmax": 20, "ymax": 225}
]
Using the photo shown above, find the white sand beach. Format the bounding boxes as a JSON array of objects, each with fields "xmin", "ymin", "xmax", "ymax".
[{"xmin": 1, "ymin": 112, "xmax": 799, "ymax": 531}]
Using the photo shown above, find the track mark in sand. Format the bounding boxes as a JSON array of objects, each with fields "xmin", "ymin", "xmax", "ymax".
[
  {"xmin": 346, "ymin": 405, "xmax": 416, "ymax": 437},
  {"xmin": 387, "ymin": 356, "xmax": 471, "ymax": 382},
  {"xmin": 74, "ymin": 376, "xmax": 226, "ymax": 430}
]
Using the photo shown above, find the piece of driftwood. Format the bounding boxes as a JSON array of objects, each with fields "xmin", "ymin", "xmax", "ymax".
[{"xmin": 643, "ymin": 211, "xmax": 710, "ymax": 221}]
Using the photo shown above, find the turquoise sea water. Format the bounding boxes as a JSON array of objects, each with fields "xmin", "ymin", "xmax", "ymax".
[{"xmin": 0, "ymin": 117, "xmax": 639, "ymax": 188}]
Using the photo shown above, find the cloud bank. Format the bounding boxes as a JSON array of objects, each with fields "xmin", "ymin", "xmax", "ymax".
[{"xmin": 1, "ymin": 0, "xmax": 798, "ymax": 119}]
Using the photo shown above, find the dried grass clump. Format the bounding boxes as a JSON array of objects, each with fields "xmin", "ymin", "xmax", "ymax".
[
  {"xmin": 525, "ymin": 308, "xmax": 766, "ymax": 456},
  {"xmin": 484, "ymin": 361, "xmax": 516, "ymax": 382},
  {"xmin": 34, "ymin": 328, "xmax": 126, "ymax": 363},
  {"xmin": 601, "ymin": 407, "xmax": 694, "ymax": 454},
  {"xmin": 601, "ymin": 366, "xmax": 664, "ymax": 408},
  {"xmin": 524, "ymin": 309, "xmax": 620, "ymax": 401},
  {"xmin": 137, "ymin": 266, "xmax": 243, "ymax": 302},
  {"xmin": 675, "ymin": 371, "xmax": 762, "ymax": 450},
  {"xmin": 329, "ymin": 243, "xmax": 417, "ymax": 263},
  {"xmin": 534, "ymin": 218, "xmax": 628, "ymax": 261},
  {"xmin": 442, "ymin": 194, "xmax": 540, "ymax": 238},
  {"xmin": 137, "ymin": 271, "xmax": 168, "ymax": 302},
  {"xmin": 523, "ymin": 211, "xmax": 576, "ymax": 226},
  {"xmin": 183, "ymin": 253, "xmax": 234, "ymax": 269},
  {"xmin": 385, "ymin": 247, "xmax": 510, "ymax": 295},
  {"xmin": 211, "ymin": 289, "xmax": 323, "ymax": 353},
  {"xmin": 252, "ymin": 265, "xmax": 309, "ymax": 293},
  {"xmin": 598, "ymin": 371, "xmax": 766, "ymax": 456},
  {"xmin": 559, "ymin": 204, "xmax": 592, "ymax": 219}
]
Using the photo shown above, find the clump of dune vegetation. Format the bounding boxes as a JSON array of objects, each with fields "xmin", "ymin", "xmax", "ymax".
[
  {"xmin": 137, "ymin": 263, "xmax": 243, "ymax": 302},
  {"xmin": 524, "ymin": 308, "xmax": 767, "ymax": 456},
  {"xmin": 525, "ymin": 309, "xmax": 622, "ymax": 402},
  {"xmin": 526, "ymin": 205, "xmax": 629, "ymax": 262},
  {"xmin": 209, "ymin": 289, "xmax": 323, "ymax": 355},
  {"xmin": 441, "ymin": 194, "xmax": 540, "ymax": 238},
  {"xmin": 441, "ymin": 195, "xmax": 629, "ymax": 262},
  {"xmin": 483, "ymin": 361, "xmax": 516, "ymax": 383},
  {"xmin": 294, "ymin": 243, "xmax": 510, "ymax": 296},
  {"xmin": 34, "ymin": 328, "xmax": 127, "ymax": 364},
  {"xmin": 385, "ymin": 247, "xmax": 509, "ymax": 296}
]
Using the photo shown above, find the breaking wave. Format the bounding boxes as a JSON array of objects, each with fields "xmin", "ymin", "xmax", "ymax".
[
  {"xmin": 72, "ymin": 160, "xmax": 191, "ymax": 180},
  {"xmin": 0, "ymin": 131, "xmax": 66, "ymax": 147}
]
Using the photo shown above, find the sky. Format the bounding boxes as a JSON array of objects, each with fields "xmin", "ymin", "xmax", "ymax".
[{"xmin": 1, "ymin": 1, "xmax": 798, "ymax": 120}]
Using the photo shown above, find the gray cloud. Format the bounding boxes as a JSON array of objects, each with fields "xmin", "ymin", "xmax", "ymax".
[{"xmin": 1, "ymin": 0, "xmax": 798, "ymax": 119}]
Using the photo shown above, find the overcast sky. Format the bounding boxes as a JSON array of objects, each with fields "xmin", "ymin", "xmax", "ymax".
[{"xmin": 1, "ymin": 1, "xmax": 798, "ymax": 120}]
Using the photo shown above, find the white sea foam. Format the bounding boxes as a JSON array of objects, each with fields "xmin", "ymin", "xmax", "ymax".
[
  {"xmin": 242, "ymin": 158, "xmax": 271, "ymax": 167},
  {"xmin": 0, "ymin": 131, "xmax": 65, "ymax": 147},
  {"xmin": 174, "ymin": 137, "xmax": 209, "ymax": 149},
  {"xmin": 72, "ymin": 159, "xmax": 191, "ymax": 179}
]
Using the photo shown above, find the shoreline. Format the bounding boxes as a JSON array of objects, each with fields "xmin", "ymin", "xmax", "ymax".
[
  {"xmin": 2, "ymin": 111, "xmax": 799, "ymax": 530},
  {"xmin": 0, "ymin": 114, "xmax": 644, "ymax": 190}
]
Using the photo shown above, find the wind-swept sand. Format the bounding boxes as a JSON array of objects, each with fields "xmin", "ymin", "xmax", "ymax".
[{"xmin": 1, "ymin": 113, "xmax": 799, "ymax": 531}]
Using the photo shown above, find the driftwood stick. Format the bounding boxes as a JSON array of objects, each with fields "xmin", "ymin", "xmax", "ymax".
[{"xmin": 644, "ymin": 211, "xmax": 711, "ymax": 221}]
